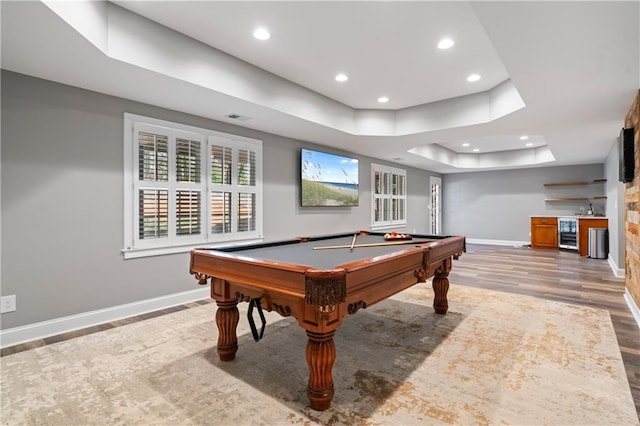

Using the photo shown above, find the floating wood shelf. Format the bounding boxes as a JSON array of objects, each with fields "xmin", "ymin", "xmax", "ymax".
[
  {"xmin": 545, "ymin": 197, "xmax": 607, "ymax": 201},
  {"xmin": 543, "ymin": 182, "xmax": 588, "ymax": 187},
  {"xmin": 543, "ymin": 179, "xmax": 607, "ymax": 201},
  {"xmin": 545, "ymin": 197, "xmax": 589, "ymax": 201},
  {"xmin": 544, "ymin": 179, "xmax": 606, "ymax": 186}
]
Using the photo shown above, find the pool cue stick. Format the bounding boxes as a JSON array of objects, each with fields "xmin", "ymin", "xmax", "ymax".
[
  {"xmin": 349, "ymin": 233, "xmax": 357, "ymax": 251},
  {"xmin": 314, "ymin": 239, "xmax": 434, "ymax": 250}
]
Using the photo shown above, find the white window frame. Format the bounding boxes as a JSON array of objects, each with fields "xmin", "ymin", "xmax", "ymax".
[
  {"xmin": 123, "ymin": 113, "xmax": 263, "ymax": 259},
  {"xmin": 371, "ymin": 163, "xmax": 407, "ymax": 230}
]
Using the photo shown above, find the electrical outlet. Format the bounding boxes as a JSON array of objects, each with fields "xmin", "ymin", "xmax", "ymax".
[{"xmin": 0, "ymin": 295, "xmax": 16, "ymax": 313}]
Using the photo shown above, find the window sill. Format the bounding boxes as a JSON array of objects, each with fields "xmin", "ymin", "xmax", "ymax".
[
  {"xmin": 370, "ymin": 223, "xmax": 408, "ymax": 231},
  {"xmin": 122, "ymin": 238, "xmax": 264, "ymax": 259}
]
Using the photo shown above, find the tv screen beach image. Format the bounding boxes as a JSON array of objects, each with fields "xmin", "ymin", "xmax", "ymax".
[{"xmin": 301, "ymin": 149, "xmax": 359, "ymax": 206}]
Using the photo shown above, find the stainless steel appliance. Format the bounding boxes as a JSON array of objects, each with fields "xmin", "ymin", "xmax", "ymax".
[
  {"xmin": 588, "ymin": 228, "xmax": 608, "ymax": 258},
  {"xmin": 558, "ymin": 217, "xmax": 578, "ymax": 250}
]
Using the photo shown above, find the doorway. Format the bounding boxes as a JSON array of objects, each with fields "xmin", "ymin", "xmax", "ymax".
[{"xmin": 429, "ymin": 176, "xmax": 442, "ymax": 234}]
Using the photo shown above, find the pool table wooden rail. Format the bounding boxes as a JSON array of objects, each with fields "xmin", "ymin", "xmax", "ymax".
[{"xmin": 189, "ymin": 232, "xmax": 465, "ymax": 411}]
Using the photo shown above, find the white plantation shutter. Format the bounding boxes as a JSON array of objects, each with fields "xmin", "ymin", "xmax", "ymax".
[
  {"xmin": 134, "ymin": 124, "xmax": 171, "ymax": 246},
  {"xmin": 173, "ymin": 131, "xmax": 205, "ymax": 244},
  {"xmin": 371, "ymin": 164, "xmax": 407, "ymax": 229},
  {"xmin": 139, "ymin": 189, "xmax": 169, "ymax": 239},
  {"xmin": 237, "ymin": 149, "xmax": 256, "ymax": 186},
  {"xmin": 124, "ymin": 114, "xmax": 262, "ymax": 258},
  {"xmin": 210, "ymin": 144, "xmax": 232, "ymax": 235},
  {"xmin": 176, "ymin": 137, "xmax": 201, "ymax": 184},
  {"xmin": 237, "ymin": 148, "xmax": 257, "ymax": 232},
  {"xmin": 237, "ymin": 193, "xmax": 256, "ymax": 232},
  {"xmin": 176, "ymin": 190, "xmax": 201, "ymax": 235},
  {"xmin": 211, "ymin": 145, "xmax": 232, "ymax": 185},
  {"xmin": 208, "ymin": 137, "xmax": 261, "ymax": 238},
  {"xmin": 138, "ymin": 131, "xmax": 169, "ymax": 181},
  {"xmin": 392, "ymin": 173, "xmax": 406, "ymax": 221},
  {"xmin": 211, "ymin": 191, "xmax": 232, "ymax": 234}
]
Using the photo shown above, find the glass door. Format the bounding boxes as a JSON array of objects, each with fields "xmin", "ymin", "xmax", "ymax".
[{"xmin": 429, "ymin": 176, "xmax": 442, "ymax": 234}]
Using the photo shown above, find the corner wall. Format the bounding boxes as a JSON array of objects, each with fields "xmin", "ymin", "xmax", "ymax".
[
  {"xmin": 604, "ymin": 142, "xmax": 627, "ymax": 275},
  {"xmin": 623, "ymin": 90, "xmax": 640, "ymax": 308}
]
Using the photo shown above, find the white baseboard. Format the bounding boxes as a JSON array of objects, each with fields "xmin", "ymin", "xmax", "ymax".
[
  {"xmin": 0, "ymin": 287, "xmax": 210, "ymax": 349},
  {"xmin": 624, "ymin": 289, "xmax": 640, "ymax": 330},
  {"xmin": 607, "ymin": 255, "xmax": 625, "ymax": 278},
  {"xmin": 466, "ymin": 239, "xmax": 531, "ymax": 247}
]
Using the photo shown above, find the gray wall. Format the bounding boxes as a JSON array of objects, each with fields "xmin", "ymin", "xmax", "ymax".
[
  {"xmin": 604, "ymin": 140, "xmax": 626, "ymax": 272},
  {"xmin": 442, "ymin": 164, "xmax": 606, "ymax": 242},
  {"xmin": 1, "ymin": 71, "xmax": 438, "ymax": 329},
  {"xmin": 259, "ymin": 134, "xmax": 434, "ymax": 240}
]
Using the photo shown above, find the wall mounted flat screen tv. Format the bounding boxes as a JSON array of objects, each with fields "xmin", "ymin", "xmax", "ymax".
[
  {"xmin": 301, "ymin": 148, "xmax": 359, "ymax": 207},
  {"xmin": 619, "ymin": 127, "xmax": 635, "ymax": 183}
]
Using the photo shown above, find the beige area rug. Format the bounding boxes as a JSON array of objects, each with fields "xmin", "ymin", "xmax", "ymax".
[{"xmin": 1, "ymin": 285, "xmax": 638, "ymax": 425}]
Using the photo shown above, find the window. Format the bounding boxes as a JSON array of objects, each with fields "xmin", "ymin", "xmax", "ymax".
[
  {"xmin": 123, "ymin": 114, "xmax": 262, "ymax": 258},
  {"xmin": 371, "ymin": 164, "xmax": 407, "ymax": 229}
]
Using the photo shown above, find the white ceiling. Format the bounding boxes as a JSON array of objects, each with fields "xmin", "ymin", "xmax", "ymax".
[
  {"xmin": 2, "ymin": 1, "xmax": 638, "ymax": 174},
  {"xmin": 112, "ymin": 1, "xmax": 510, "ymax": 110}
]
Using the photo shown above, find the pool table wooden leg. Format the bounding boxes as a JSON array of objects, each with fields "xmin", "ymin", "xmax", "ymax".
[
  {"xmin": 215, "ymin": 299, "xmax": 239, "ymax": 361},
  {"xmin": 305, "ymin": 330, "xmax": 336, "ymax": 411},
  {"xmin": 432, "ymin": 264, "xmax": 451, "ymax": 315}
]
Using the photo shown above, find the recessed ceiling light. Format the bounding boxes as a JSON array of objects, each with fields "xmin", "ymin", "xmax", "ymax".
[
  {"xmin": 472, "ymin": 148, "xmax": 480, "ymax": 152},
  {"xmin": 335, "ymin": 73, "xmax": 348, "ymax": 82},
  {"xmin": 437, "ymin": 38, "xmax": 454, "ymax": 49},
  {"xmin": 466, "ymin": 74, "xmax": 481, "ymax": 82},
  {"xmin": 462, "ymin": 143, "xmax": 470, "ymax": 147},
  {"xmin": 526, "ymin": 142, "xmax": 533, "ymax": 147},
  {"xmin": 520, "ymin": 135, "xmax": 529, "ymax": 140},
  {"xmin": 253, "ymin": 27, "xmax": 270, "ymax": 41},
  {"xmin": 377, "ymin": 96, "xmax": 389, "ymax": 103}
]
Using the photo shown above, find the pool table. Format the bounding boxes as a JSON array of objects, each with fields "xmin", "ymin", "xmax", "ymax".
[{"xmin": 189, "ymin": 231, "xmax": 465, "ymax": 411}]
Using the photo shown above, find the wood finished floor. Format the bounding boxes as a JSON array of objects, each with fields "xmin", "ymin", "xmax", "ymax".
[
  {"xmin": 448, "ymin": 244, "xmax": 640, "ymax": 418},
  {"xmin": 2, "ymin": 244, "xmax": 639, "ymax": 419}
]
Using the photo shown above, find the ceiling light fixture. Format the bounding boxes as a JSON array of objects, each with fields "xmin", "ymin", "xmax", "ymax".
[
  {"xmin": 526, "ymin": 142, "xmax": 534, "ymax": 147},
  {"xmin": 335, "ymin": 73, "xmax": 348, "ymax": 82},
  {"xmin": 520, "ymin": 135, "xmax": 529, "ymax": 140},
  {"xmin": 467, "ymin": 74, "xmax": 481, "ymax": 82},
  {"xmin": 462, "ymin": 143, "xmax": 470, "ymax": 147},
  {"xmin": 377, "ymin": 96, "xmax": 389, "ymax": 103},
  {"xmin": 253, "ymin": 27, "xmax": 271, "ymax": 41},
  {"xmin": 472, "ymin": 148, "xmax": 480, "ymax": 152},
  {"xmin": 437, "ymin": 38, "xmax": 454, "ymax": 49}
]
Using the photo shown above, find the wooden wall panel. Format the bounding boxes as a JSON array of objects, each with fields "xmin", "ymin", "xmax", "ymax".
[{"xmin": 623, "ymin": 90, "xmax": 640, "ymax": 307}]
